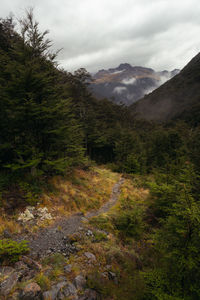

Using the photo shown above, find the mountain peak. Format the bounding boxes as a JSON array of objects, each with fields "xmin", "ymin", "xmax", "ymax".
[
  {"xmin": 91, "ymin": 63, "xmax": 179, "ymax": 106},
  {"xmin": 117, "ymin": 63, "xmax": 133, "ymax": 70}
]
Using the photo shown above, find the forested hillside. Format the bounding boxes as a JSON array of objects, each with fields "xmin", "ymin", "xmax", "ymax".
[{"xmin": 0, "ymin": 11, "xmax": 200, "ymax": 300}]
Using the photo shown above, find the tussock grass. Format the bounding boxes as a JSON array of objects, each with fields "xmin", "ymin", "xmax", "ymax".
[
  {"xmin": 41, "ymin": 166, "xmax": 120, "ymax": 216},
  {"xmin": 0, "ymin": 215, "xmax": 22, "ymax": 235},
  {"xmin": 0, "ymin": 166, "xmax": 120, "ymax": 236}
]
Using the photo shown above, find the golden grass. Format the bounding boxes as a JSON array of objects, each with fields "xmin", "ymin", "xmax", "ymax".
[
  {"xmin": 0, "ymin": 215, "xmax": 22, "ymax": 235},
  {"xmin": 0, "ymin": 166, "xmax": 120, "ymax": 236},
  {"xmin": 40, "ymin": 166, "xmax": 120, "ymax": 217}
]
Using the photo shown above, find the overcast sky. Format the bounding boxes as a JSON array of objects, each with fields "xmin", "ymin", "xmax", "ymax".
[{"xmin": 1, "ymin": 0, "xmax": 200, "ymax": 73}]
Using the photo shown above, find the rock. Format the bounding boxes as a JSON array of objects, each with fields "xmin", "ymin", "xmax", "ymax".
[
  {"xmin": 14, "ymin": 260, "xmax": 35, "ymax": 281},
  {"xmin": 108, "ymin": 271, "xmax": 116, "ymax": 279},
  {"xmin": 76, "ymin": 212, "xmax": 84, "ymax": 216},
  {"xmin": 20, "ymin": 282, "xmax": 42, "ymax": 300},
  {"xmin": 64, "ymin": 264, "xmax": 72, "ymax": 273},
  {"xmin": 18, "ymin": 206, "xmax": 53, "ymax": 223},
  {"xmin": 0, "ymin": 267, "xmax": 20, "ymax": 296},
  {"xmin": 105, "ymin": 265, "xmax": 111, "ymax": 270},
  {"xmin": 37, "ymin": 207, "xmax": 53, "ymax": 220},
  {"xmin": 26, "ymin": 206, "xmax": 35, "ymax": 212},
  {"xmin": 18, "ymin": 208, "xmax": 34, "ymax": 222},
  {"xmin": 15, "ymin": 261, "xmax": 28, "ymax": 271},
  {"xmin": 86, "ymin": 230, "xmax": 93, "ymax": 237},
  {"xmin": 108, "ymin": 271, "xmax": 118, "ymax": 284},
  {"xmin": 77, "ymin": 289, "xmax": 98, "ymax": 300},
  {"xmin": 101, "ymin": 272, "xmax": 108, "ymax": 278},
  {"xmin": 21, "ymin": 256, "xmax": 42, "ymax": 271},
  {"xmin": 43, "ymin": 288, "xmax": 58, "ymax": 300},
  {"xmin": 84, "ymin": 252, "xmax": 96, "ymax": 261},
  {"xmin": 3, "ymin": 229, "xmax": 11, "ymax": 238},
  {"xmin": 57, "ymin": 282, "xmax": 77, "ymax": 299},
  {"xmin": 43, "ymin": 281, "xmax": 77, "ymax": 300},
  {"xmin": 81, "ymin": 217, "xmax": 88, "ymax": 222},
  {"xmin": 74, "ymin": 275, "xmax": 86, "ymax": 290}
]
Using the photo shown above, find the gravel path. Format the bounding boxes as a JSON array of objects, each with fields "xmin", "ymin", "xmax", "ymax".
[{"xmin": 25, "ymin": 177, "xmax": 124, "ymax": 258}]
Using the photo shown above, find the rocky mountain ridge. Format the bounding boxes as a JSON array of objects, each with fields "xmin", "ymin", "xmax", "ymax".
[{"xmin": 90, "ymin": 63, "xmax": 179, "ymax": 105}]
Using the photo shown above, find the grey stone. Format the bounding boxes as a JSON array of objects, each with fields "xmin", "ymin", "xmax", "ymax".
[
  {"xmin": 84, "ymin": 252, "xmax": 96, "ymax": 261},
  {"xmin": 57, "ymin": 282, "xmax": 77, "ymax": 299},
  {"xmin": 43, "ymin": 281, "xmax": 76, "ymax": 300},
  {"xmin": 81, "ymin": 217, "xmax": 88, "ymax": 222},
  {"xmin": 0, "ymin": 267, "xmax": 20, "ymax": 296},
  {"xmin": 108, "ymin": 271, "xmax": 118, "ymax": 284},
  {"xmin": 64, "ymin": 264, "xmax": 72, "ymax": 273},
  {"xmin": 74, "ymin": 275, "xmax": 86, "ymax": 290},
  {"xmin": 86, "ymin": 230, "xmax": 93, "ymax": 236},
  {"xmin": 3, "ymin": 229, "xmax": 11, "ymax": 238},
  {"xmin": 77, "ymin": 289, "xmax": 97, "ymax": 300},
  {"xmin": 20, "ymin": 282, "xmax": 42, "ymax": 300},
  {"xmin": 21, "ymin": 256, "xmax": 42, "ymax": 271}
]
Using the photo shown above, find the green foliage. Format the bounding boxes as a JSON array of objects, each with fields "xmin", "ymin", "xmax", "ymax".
[
  {"xmin": 112, "ymin": 207, "xmax": 144, "ymax": 240},
  {"xmin": 144, "ymin": 165, "xmax": 200, "ymax": 299},
  {"xmin": 42, "ymin": 253, "xmax": 67, "ymax": 268},
  {"xmin": 35, "ymin": 273, "xmax": 51, "ymax": 291},
  {"xmin": 93, "ymin": 231, "xmax": 107, "ymax": 242},
  {"xmin": 0, "ymin": 239, "xmax": 29, "ymax": 263},
  {"xmin": 0, "ymin": 11, "xmax": 85, "ymax": 193}
]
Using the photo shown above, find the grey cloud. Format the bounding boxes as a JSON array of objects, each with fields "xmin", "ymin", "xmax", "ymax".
[{"xmin": 1, "ymin": 0, "xmax": 200, "ymax": 72}]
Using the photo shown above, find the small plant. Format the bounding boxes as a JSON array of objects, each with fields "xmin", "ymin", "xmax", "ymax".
[
  {"xmin": 0, "ymin": 239, "xmax": 29, "ymax": 264},
  {"xmin": 93, "ymin": 231, "xmax": 108, "ymax": 242},
  {"xmin": 49, "ymin": 267, "xmax": 64, "ymax": 281},
  {"xmin": 35, "ymin": 272, "xmax": 51, "ymax": 291},
  {"xmin": 42, "ymin": 253, "xmax": 67, "ymax": 268}
]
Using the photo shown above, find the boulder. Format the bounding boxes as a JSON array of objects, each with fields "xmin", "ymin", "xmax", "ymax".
[
  {"xmin": 0, "ymin": 266, "xmax": 20, "ymax": 296},
  {"xmin": 84, "ymin": 252, "xmax": 96, "ymax": 261},
  {"xmin": 77, "ymin": 289, "xmax": 98, "ymax": 300},
  {"xmin": 43, "ymin": 281, "xmax": 77, "ymax": 300},
  {"xmin": 20, "ymin": 282, "xmax": 42, "ymax": 300},
  {"xmin": 64, "ymin": 264, "xmax": 72, "ymax": 273},
  {"xmin": 18, "ymin": 208, "xmax": 34, "ymax": 222},
  {"xmin": 74, "ymin": 275, "xmax": 86, "ymax": 290},
  {"xmin": 57, "ymin": 282, "xmax": 77, "ymax": 299},
  {"xmin": 21, "ymin": 256, "xmax": 42, "ymax": 271}
]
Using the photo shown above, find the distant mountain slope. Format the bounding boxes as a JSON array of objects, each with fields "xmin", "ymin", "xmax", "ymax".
[
  {"xmin": 131, "ymin": 52, "xmax": 200, "ymax": 122},
  {"xmin": 90, "ymin": 63, "xmax": 179, "ymax": 105}
]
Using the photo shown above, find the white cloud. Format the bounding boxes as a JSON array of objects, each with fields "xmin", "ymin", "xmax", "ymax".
[
  {"xmin": 122, "ymin": 78, "xmax": 137, "ymax": 85},
  {"xmin": 113, "ymin": 87, "xmax": 127, "ymax": 94}
]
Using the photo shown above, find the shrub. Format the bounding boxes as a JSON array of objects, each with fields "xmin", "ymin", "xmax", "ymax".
[
  {"xmin": 112, "ymin": 207, "xmax": 145, "ymax": 240},
  {"xmin": 93, "ymin": 231, "xmax": 108, "ymax": 242},
  {"xmin": 35, "ymin": 272, "xmax": 51, "ymax": 291},
  {"xmin": 0, "ymin": 239, "xmax": 29, "ymax": 263}
]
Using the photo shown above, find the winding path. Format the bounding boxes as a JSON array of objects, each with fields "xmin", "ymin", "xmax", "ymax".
[{"xmin": 25, "ymin": 177, "xmax": 124, "ymax": 258}]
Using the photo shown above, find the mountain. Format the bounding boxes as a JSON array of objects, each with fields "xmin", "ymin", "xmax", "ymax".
[
  {"xmin": 131, "ymin": 52, "xmax": 200, "ymax": 122},
  {"xmin": 90, "ymin": 63, "xmax": 179, "ymax": 105}
]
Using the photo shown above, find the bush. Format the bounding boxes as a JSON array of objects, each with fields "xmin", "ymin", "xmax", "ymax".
[
  {"xmin": 112, "ymin": 207, "xmax": 145, "ymax": 240},
  {"xmin": 0, "ymin": 239, "xmax": 29, "ymax": 263},
  {"xmin": 35, "ymin": 272, "xmax": 51, "ymax": 291}
]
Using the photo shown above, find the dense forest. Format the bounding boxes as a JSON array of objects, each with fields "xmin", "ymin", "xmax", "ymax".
[{"xmin": 0, "ymin": 11, "xmax": 200, "ymax": 300}]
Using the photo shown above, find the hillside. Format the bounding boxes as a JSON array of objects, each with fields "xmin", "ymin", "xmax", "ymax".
[
  {"xmin": 90, "ymin": 63, "xmax": 179, "ymax": 105},
  {"xmin": 1, "ymin": 11, "xmax": 200, "ymax": 300},
  {"xmin": 131, "ymin": 52, "xmax": 200, "ymax": 121}
]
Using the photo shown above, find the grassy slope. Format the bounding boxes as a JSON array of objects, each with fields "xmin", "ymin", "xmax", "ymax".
[
  {"xmin": 0, "ymin": 166, "xmax": 120, "ymax": 236},
  {"xmin": 1, "ymin": 169, "xmax": 153, "ymax": 300}
]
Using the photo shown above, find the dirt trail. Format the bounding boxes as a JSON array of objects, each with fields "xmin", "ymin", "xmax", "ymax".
[{"xmin": 24, "ymin": 177, "xmax": 124, "ymax": 258}]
